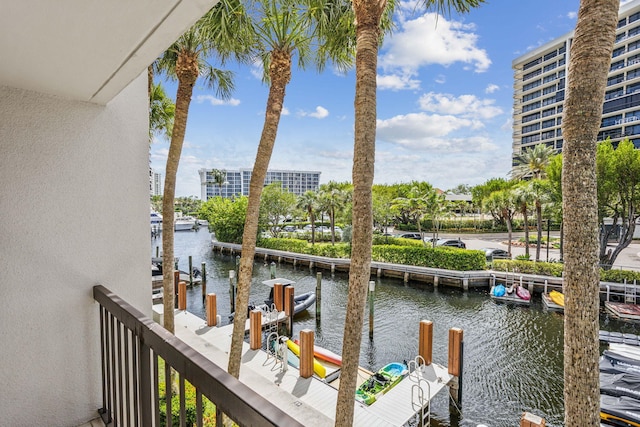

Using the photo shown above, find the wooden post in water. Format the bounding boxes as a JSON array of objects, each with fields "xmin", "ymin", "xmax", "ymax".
[
  {"xmin": 316, "ymin": 272, "xmax": 322, "ymax": 317},
  {"xmin": 270, "ymin": 261, "xmax": 276, "ymax": 279},
  {"xmin": 178, "ymin": 281, "xmax": 187, "ymax": 310},
  {"xmin": 419, "ymin": 320, "xmax": 433, "ymax": 365},
  {"xmin": 299, "ymin": 329, "xmax": 314, "ymax": 378},
  {"xmin": 201, "ymin": 262, "xmax": 207, "ymax": 301},
  {"xmin": 368, "ymin": 281, "xmax": 375, "ymax": 338},
  {"xmin": 188, "ymin": 256, "xmax": 193, "ymax": 287},
  {"xmin": 173, "ymin": 270, "xmax": 180, "ymax": 309},
  {"xmin": 229, "ymin": 270, "xmax": 236, "ymax": 314},
  {"xmin": 274, "ymin": 283, "xmax": 284, "ymax": 311},
  {"xmin": 155, "ymin": 246, "xmax": 159, "ymax": 258},
  {"xmin": 448, "ymin": 327, "xmax": 464, "ymax": 407},
  {"xmin": 206, "ymin": 293, "xmax": 217, "ymax": 327},
  {"xmin": 250, "ymin": 309, "xmax": 262, "ymax": 350},
  {"xmin": 284, "ymin": 286, "xmax": 295, "ymax": 337}
]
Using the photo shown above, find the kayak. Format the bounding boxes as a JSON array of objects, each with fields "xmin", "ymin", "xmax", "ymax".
[
  {"xmin": 491, "ymin": 284, "xmax": 506, "ymax": 297},
  {"xmin": 293, "ymin": 339, "xmax": 342, "ymax": 366},
  {"xmin": 549, "ymin": 290, "xmax": 564, "ymax": 307},
  {"xmin": 355, "ymin": 362, "xmax": 408, "ymax": 405},
  {"xmin": 516, "ymin": 285, "xmax": 531, "ymax": 301},
  {"xmin": 601, "ymin": 394, "xmax": 640, "ymax": 427},
  {"xmin": 286, "ymin": 339, "xmax": 327, "ymax": 378}
]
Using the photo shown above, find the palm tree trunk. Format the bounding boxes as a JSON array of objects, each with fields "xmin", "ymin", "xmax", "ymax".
[
  {"xmin": 536, "ymin": 201, "xmax": 542, "ymax": 261},
  {"xmin": 562, "ymin": 1, "xmax": 618, "ymax": 425},
  {"xmin": 162, "ymin": 53, "xmax": 198, "ymax": 334},
  {"xmin": 334, "ymin": 4, "xmax": 380, "ymax": 424},
  {"xmin": 228, "ymin": 50, "xmax": 291, "ymax": 379},
  {"xmin": 523, "ymin": 208, "xmax": 530, "ymax": 258}
]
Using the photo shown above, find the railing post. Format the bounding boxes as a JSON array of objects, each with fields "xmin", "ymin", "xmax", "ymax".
[{"xmin": 139, "ymin": 342, "xmax": 152, "ymax": 426}]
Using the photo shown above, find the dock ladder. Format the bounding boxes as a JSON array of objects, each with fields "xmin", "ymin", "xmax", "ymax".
[
  {"xmin": 408, "ymin": 356, "xmax": 431, "ymax": 427},
  {"xmin": 624, "ymin": 280, "xmax": 638, "ymax": 304}
]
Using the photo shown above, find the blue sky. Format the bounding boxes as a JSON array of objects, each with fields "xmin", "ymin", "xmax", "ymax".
[{"xmin": 150, "ymin": 0, "xmax": 616, "ymax": 198}]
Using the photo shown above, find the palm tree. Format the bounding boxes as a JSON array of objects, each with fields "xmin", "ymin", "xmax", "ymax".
[
  {"xmin": 209, "ymin": 168, "xmax": 227, "ymax": 197},
  {"xmin": 335, "ymin": 1, "xmax": 484, "ymax": 424},
  {"xmin": 511, "ymin": 143, "xmax": 556, "ymax": 181},
  {"xmin": 154, "ymin": 2, "xmax": 248, "ymax": 333},
  {"xmin": 514, "ymin": 182, "xmax": 534, "ymax": 258},
  {"xmin": 561, "ymin": 1, "xmax": 619, "ymax": 425},
  {"xmin": 319, "ymin": 182, "xmax": 347, "ymax": 244},
  {"xmin": 484, "ymin": 189, "xmax": 516, "ymax": 256},
  {"xmin": 227, "ymin": 0, "xmax": 357, "ymax": 379},
  {"xmin": 297, "ymin": 190, "xmax": 318, "ymax": 243},
  {"xmin": 149, "ymin": 82, "xmax": 175, "ymax": 142}
]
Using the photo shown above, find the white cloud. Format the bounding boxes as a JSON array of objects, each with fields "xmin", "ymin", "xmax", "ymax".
[
  {"xmin": 485, "ymin": 84, "xmax": 499, "ymax": 94},
  {"xmin": 298, "ymin": 106, "xmax": 329, "ymax": 119},
  {"xmin": 376, "ymin": 112, "xmax": 496, "ymax": 152},
  {"xmin": 377, "ymin": 73, "xmax": 421, "ymax": 91},
  {"xmin": 379, "ymin": 12, "xmax": 491, "ymax": 77},
  {"xmin": 567, "ymin": 11, "xmax": 577, "ymax": 19},
  {"xmin": 435, "ymin": 74, "xmax": 446, "ymax": 84},
  {"xmin": 417, "ymin": 92, "xmax": 503, "ymax": 120},
  {"xmin": 195, "ymin": 95, "xmax": 241, "ymax": 106},
  {"xmin": 282, "ymin": 106, "xmax": 290, "ymax": 116}
]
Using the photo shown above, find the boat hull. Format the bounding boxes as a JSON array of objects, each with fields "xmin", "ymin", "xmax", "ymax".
[{"xmin": 355, "ymin": 362, "xmax": 408, "ymax": 406}]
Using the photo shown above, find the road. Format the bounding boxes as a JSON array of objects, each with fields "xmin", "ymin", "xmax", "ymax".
[{"xmin": 390, "ymin": 230, "xmax": 640, "ymax": 271}]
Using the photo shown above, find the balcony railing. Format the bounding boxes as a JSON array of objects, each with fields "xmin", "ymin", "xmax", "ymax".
[{"xmin": 93, "ymin": 285, "xmax": 304, "ymax": 427}]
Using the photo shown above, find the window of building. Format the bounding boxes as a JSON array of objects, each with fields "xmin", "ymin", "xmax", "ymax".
[
  {"xmin": 603, "ymin": 93, "xmax": 640, "ymax": 114},
  {"xmin": 630, "ymin": 40, "xmax": 640, "ymax": 53},
  {"xmin": 523, "ymin": 57, "xmax": 542, "ymax": 71},
  {"xmin": 557, "ymin": 117, "xmax": 562, "ymax": 126},
  {"xmin": 619, "ymin": 18, "xmax": 627, "ymax": 29},
  {"xmin": 542, "ymin": 107, "xmax": 555, "ymax": 118},
  {"xmin": 558, "ymin": 78, "xmax": 565, "ymax": 90},
  {"xmin": 559, "ymin": 44, "xmax": 566, "ymax": 54},
  {"xmin": 543, "ymin": 73, "xmax": 556, "ymax": 84},
  {"xmin": 558, "ymin": 69, "xmax": 566, "ymax": 78},
  {"xmin": 523, "ymin": 90, "xmax": 541, "ymax": 102},
  {"xmin": 613, "ymin": 46, "xmax": 626, "ymax": 58},
  {"xmin": 555, "ymin": 90, "xmax": 565, "ymax": 102},
  {"xmin": 543, "ymin": 51, "xmax": 557, "ymax": 61},
  {"xmin": 523, "ymin": 101, "xmax": 541, "ymax": 113},
  {"xmin": 628, "ymin": 81, "xmax": 640, "ymax": 95},
  {"xmin": 628, "ymin": 124, "xmax": 640, "ymax": 136},
  {"xmin": 617, "ymin": 32, "xmax": 628, "ymax": 43},
  {"xmin": 630, "ymin": 25, "xmax": 640, "ymax": 37},
  {"xmin": 522, "ymin": 123, "xmax": 540, "ymax": 134},
  {"xmin": 628, "ymin": 68, "xmax": 640, "ymax": 80},
  {"xmin": 523, "ymin": 79, "xmax": 542, "ymax": 91},
  {"xmin": 524, "ymin": 69, "xmax": 542, "ymax": 81},
  {"xmin": 611, "ymin": 59, "xmax": 625, "ymax": 71},
  {"xmin": 542, "ymin": 119, "xmax": 555, "ymax": 129},
  {"xmin": 542, "ymin": 96, "xmax": 556, "ymax": 106},
  {"xmin": 543, "ymin": 62, "xmax": 557, "ymax": 73},
  {"xmin": 542, "ymin": 84, "xmax": 556, "ymax": 95},
  {"xmin": 541, "ymin": 130, "xmax": 555, "ymax": 140},
  {"xmin": 608, "ymin": 74, "xmax": 625, "ymax": 86},
  {"xmin": 606, "ymin": 87, "xmax": 624, "ymax": 100},
  {"xmin": 626, "ymin": 110, "xmax": 640, "ymax": 123},
  {"xmin": 597, "ymin": 128, "xmax": 622, "ymax": 141},
  {"xmin": 558, "ymin": 56, "xmax": 566, "ymax": 66},
  {"xmin": 556, "ymin": 128, "xmax": 563, "ymax": 137},
  {"xmin": 630, "ymin": 54, "xmax": 640, "ymax": 67},
  {"xmin": 523, "ymin": 112, "xmax": 540, "ymax": 123},
  {"xmin": 630, "ymin": 12, "xmax": 640, "ymax": 24},
  {"xmin": 602, "ymin": 114, "xmax": 623, "ymax": 127},
  {"xmin": 521, "ymin": 134, "xmax": 541, "ymax": 144}
]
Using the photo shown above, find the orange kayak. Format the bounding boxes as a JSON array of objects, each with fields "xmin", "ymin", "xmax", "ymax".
[{"xmin": 293, "ymin": 339, "xmax": 342, "ymax": 366}]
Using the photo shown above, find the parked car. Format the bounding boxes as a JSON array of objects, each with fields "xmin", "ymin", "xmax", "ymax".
[
  {"xmin": 398, "ymin": 233, "xmax": 422, "ymax": 240},
  {"xmin": 283, "ymin": 225, "xmax": 297, "ymax": 232},
  {"xmin": 435, "ymin": 238, "xmax": 466, "ymax": 249},
  {"xmin": 481, "ymin": 248, "xmax": 511, "ymax": 260}
]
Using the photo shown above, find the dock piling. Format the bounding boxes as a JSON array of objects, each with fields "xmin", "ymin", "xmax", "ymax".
[
  {"xmin": 178, "ymin": 281, "xmax": 186, "ymax": 310},
  {"xmin": 316, "ymin": 272, "xmax": 322, "ymax": 318},
  {"xmin": 155, "ymin": 246, "xmax": 159, "ymax": 258},
  {"xmin": 369, "ymin": 281, "xmax": 375, "ymax": 338},
  {"xmin": 270, "ymin": 261, "xmax": 276, "ymax": 279},
  {"xmin": 229, "ymin": 270, "xmax": 236, "ymax": 314},
  {"xmin": 284, "ymin": 286, "xmax": 295, "ymax": 337},
  {"xmin": 189, "ymin": 256, "xmax": 193, "ymax": 286},
  {"xmin": 206, "ymin": 293, "xmax": 217, "ymax": 327},
  {"xmin": 520, "ymin": 412, "xmax": 545, "ymax": 427},
  {"xmin": 201, "ymin": 262, "xmax": 206, "ymax": 301},
  {"xmin": 173, "ymin": 270, "xmax": 180, "ymax": 309},
  {"xmin": 419, "ymin": 320, "xmax": 433, "ymax": 365},
  {"xmin": 299, "ymin": 329, "xmax": 314, "ymax": 378},
  {"xmin": 448, "ymin": 327, "xmax": 464, "ymax": 406},
  {"xmin": 250, "ymin": 310, "xmax": 262, "ymax": 350},
  {"xmin": 274, "ymin": 283, "xmax": 284, "ymax": 312}
]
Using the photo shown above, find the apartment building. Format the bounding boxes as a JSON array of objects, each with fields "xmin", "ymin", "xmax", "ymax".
[
  {"xmin": 512, "ymin": 0, "xmax": 640, "ymax": 167},
  {"xmin": 199, "ymin": 168, "xmax": 321, "ymax": 200}
]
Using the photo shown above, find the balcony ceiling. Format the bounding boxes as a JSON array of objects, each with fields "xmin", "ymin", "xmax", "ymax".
[{"xmin": 0, "ymin": 0, "xmax": 217, "ymax": 104}]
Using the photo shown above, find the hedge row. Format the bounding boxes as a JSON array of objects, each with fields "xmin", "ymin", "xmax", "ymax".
[
  {"xmin": 258, "ymin": 238, "xmax": 486, "ymax": 271},
  {"xmin": 492, "ymin": 260, "xmax": 640, "ymax": 284}
]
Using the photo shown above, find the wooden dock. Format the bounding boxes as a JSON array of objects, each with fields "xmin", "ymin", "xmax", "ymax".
[
  {"xmin": 165, "ymin": 307, "xmax": 453, "ymax": 426},
  {"xmin": 605, "ymin": 301, "xmax": 640, "ymax": 322},
  {"xmin": 489, "ymin": 286, "xmax": 531, "ymax": 306},
  {"xmin": 541, "ymin": 293, "xmax": 564, "ymax": 312}
]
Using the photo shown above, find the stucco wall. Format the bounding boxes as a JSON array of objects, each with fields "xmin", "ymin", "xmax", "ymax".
[{"xmin": 0, "ymin": 74, "xmax": 151, "ymax": 426}]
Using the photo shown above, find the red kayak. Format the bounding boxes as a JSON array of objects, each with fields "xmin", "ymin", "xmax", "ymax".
[
  {"xmin": 293, "ymin": 339, "xmax": 342, "ymax": 366},
  {"xmin": 516, "ymin": 285, "xmax": 531, "ymax": 301}
]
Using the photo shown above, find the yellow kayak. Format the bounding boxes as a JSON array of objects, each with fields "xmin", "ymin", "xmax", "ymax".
[
  {"xmin": 286, "ymin": 339, "xmax": 327, "ymax": 378},
  {"xmin": 549, "ymin": 290, "xmax": 565, "ymax": 307}
]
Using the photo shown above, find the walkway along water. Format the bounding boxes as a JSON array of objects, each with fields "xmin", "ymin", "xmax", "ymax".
[{"xmin": 156, "ymin": 228, "xmax": 640, "ymax": 427}]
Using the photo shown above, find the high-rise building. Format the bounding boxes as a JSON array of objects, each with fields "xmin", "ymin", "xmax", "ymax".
[
  {"xmin": 512, "ymin": 0, "xmax": 640, "ymax": 168},
  {"xmin": 198, "ymin": 168, "xmax": 321, "ymax": 201},
  {"xmin": 152, "ymin": 171, "xmax": 163, "ymax": 196}
]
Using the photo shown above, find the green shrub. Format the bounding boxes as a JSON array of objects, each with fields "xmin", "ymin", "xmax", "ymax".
[
  {"xmin": 371, "ymin": 245, "xmax": 486, "ymax": 271},
  {"xmin": 600, "ymin": 269, "xmax": 640, "ymax": 283}
]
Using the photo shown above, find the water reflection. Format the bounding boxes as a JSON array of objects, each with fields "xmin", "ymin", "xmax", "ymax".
[{"xmin": 154, "ymin": 227, "xmax": 640, "ymax": 427}]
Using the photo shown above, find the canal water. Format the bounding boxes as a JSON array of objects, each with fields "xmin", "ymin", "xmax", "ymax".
[{"xmin": 154, "ymin": 227, "xmax": 640, "ymax": 427}]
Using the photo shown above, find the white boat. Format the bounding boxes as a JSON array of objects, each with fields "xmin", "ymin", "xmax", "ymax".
[
  {"xmin": 150, "ymin": 211, "xmax": 163, "ymax": 235},
  {"xmin": 174, "ymin": 215, "xmax": 196, "ymax": 231}
]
